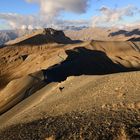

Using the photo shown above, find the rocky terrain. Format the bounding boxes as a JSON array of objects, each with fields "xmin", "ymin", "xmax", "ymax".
[{"xmin": 0, "ymin": 28, "xmax": 140, "ymax": 140}]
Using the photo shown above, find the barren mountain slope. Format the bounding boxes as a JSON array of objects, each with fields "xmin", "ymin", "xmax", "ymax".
[
  {"xmin": 0, "ymin": 72, "xmax": 140, "ymax": 140},
  {"xmin": 0, "ymin": 40, "xmax": 139, "ymax": 87},
  {"xmin": 0, "ymin": 29, "xmax": 140, "ymax": 140}
]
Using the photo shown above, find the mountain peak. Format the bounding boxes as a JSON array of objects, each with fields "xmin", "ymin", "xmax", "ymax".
[{"xmin": 5, "ymin": 28, "xmax": 73, "ymax": 46}]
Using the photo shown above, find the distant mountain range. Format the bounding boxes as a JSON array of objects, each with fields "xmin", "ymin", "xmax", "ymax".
[
  {"xmin": 0, "ymin": 29, "xmax": 34, "ymax": 45},
  {"xmin": 4, "ymin": 28, "xmax": 77, "ymax": 46},
  {"xmin": 65, "ymin": 27, "xmax": 140, "ymax": 41},
  {"xmin": 0, "ymin": 26, "xmax": 87, "ymax": 45},
  {"xmin": 0, "ymin": 30, "xmax": 18, "ymax": 45}
]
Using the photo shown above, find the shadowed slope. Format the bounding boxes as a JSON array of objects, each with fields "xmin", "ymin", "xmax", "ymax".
[
  {"xmin": 0, "ymin": 40, "xmax": 140, "ymax": 88},
  {"xmin": 43, "ymin": 47, "xmax": 138, "ymax": 83},
  {"xmin": 0, "ymin": 46, "xmax": 139, "ymax": 114}
]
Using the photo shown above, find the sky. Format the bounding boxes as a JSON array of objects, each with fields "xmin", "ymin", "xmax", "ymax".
[{"xmin": 0, "ymin": 0, "xmax": 140, "ymax": 30}]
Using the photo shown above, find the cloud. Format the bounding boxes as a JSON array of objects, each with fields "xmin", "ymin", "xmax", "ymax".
[
  {"xmin": 0, "ymin": 13, "xmax": 89, "ymax": 30},
  {"xmin": 91, "ymin": 5, "xmax": 138, "ymax": 27},
  {"xmin": 0, "ymin": 1, "xmax": 139, "ymax": 30},
  {"xmin": 0, "ymin": 13, "xmax": 40, "ymax": 29},
  {"xmin": 121, "ymin": 20, "xmax": 140, "ymax": 28},
  {"xmin": 26, "ymin": 0, "xmax": 88, "ymax": 18},
  {"xmin": 0, "ymin": 0, "xmax": 89, "ymax": 29}
]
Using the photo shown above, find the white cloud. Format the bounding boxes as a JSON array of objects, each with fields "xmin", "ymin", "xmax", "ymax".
[
  {"xmin": 26, "ymin": 0, "xmax": 88, "ymax": 18},
  {"xmin": 121, "ymin": 21, "xmax": 140, "ymax": 28},
  {"xmin": 91, "ymin": 5, "xmax": 138, "ymax": 27},
  {"xmin": 0, "ymin": 13, "xmax": 40, "ymax": 29},
  {"xmin": 0, "ymin": 13, "xmax": 89, "ymax": 30},
  {"xmin": 0, "ymin": 0, "xmax": 89, "ymax": 29},
  {"xmin": 0, "ymin": 1, "xmax": 139, "ymax": 30}
]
